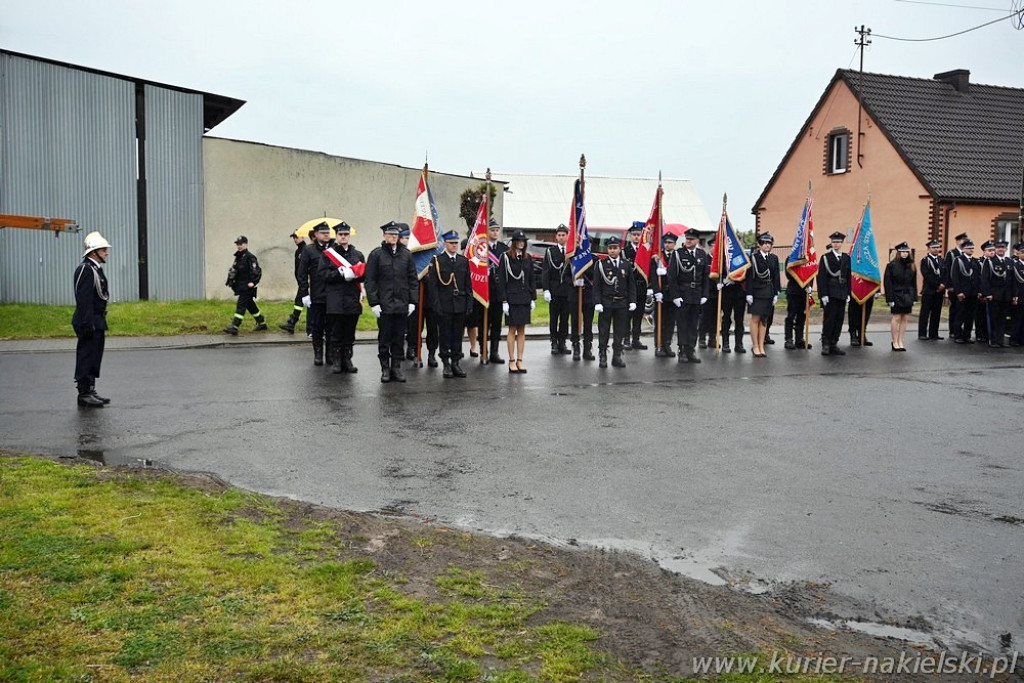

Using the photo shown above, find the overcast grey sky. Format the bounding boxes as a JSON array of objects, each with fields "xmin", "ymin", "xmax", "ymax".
[{"xmin": 3, "ymin": 0, "xmax": 1022, "ymax": 229}]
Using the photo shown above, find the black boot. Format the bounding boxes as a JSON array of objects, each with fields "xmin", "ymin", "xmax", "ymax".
[
  {"xmin": 583, "ymin": 343, "xmax": 595, "ymax": 361},
  {"xmin": 253, "ymin": 314, "xmax": 268, "ymax": 332},
  {"xmin": 850, "ymin": 333, "xmax": 861, "ymax": 347},
  {"xmin": 685, "ymin": 347, "xmax": 701, "ymax": 363},
  {"xmin": 427, "ymin": 351, "xmax": 438, "ymax": 368},
  {"xmin": 611, "ymin": 350, "xmax": 625, "ymax": 368},
  {"xmin": 380, "ymin": 359, "xmax": 391, "ymax": 383},
  {"xmin": 89, "ymin": 388, "xmax": 111, "ymax": 404},
  {"xmin": 698, "ymin": 336, "xmax": 708, "ymax": 349},
  {"xmin": 831, "ymin": 344, "xmax": 846, "ymax": 356},
  {"xmin": 572, "ymin": 342, "xmax": 581, "ymax": 361},
  {"xmin": 821, "ymin": 339, "xmax": 831, "ymax": 355},
  {"xmin": 452, "ymin": 357, "xmax": 467, "ymax": 378},
  {"xmin": 390, "ymin": 358, "xmax": 407, "ymax": 383},
  {"xmin": 324, "ymin": 345, "xmax": 334, "ymax": 366},
  {"xmin": 784, "ymin": 318, "xmax": 795, "ymax": 349},
  {"xmin": 278, "ymin": 312, "xmax": 298, "ymax": 334},
  {"xmin": 331, "ymin": 346, "xmax": 344, "ymax": 374},
  {"xmin": 550, "ymin": 340, "xmax": 559, "ymax": 355},
  {"xmin": 406, "ymin": 347, "xmax": 417, "ymax": 361},
  {"xmin": 721, "ymin": 337, "xmax": 731, "ymax": 353},
  {"xmin": 223, "ymin": 322, "xmax": 239, "ymax": 336},
  {"xmin": 488, "ymin": 342, "xmax": 504, "ymax": 364},
  {"xmin": 558, "ymin": 338, "xmax": 571, "ymax": 355},
  {"xmin": 599, "ymin": 349, "xmax": 608, "ymax": 368},
  {"xmin": 341, "ymin": 346, "xmax": 358, "ymax": 373},
  {"xmin": 442, "ymin": 357, "xmax": 454, "ymax": 378},
  {"xmin": 631, "ymin": 338, "xmax": 648, "ymax": 350},
  {"xmin": 734, "ymin": 334, "xmax": 746, "ymax": 354},
  {"xmin": 77, "ymin": 384, "xmax": 103, "ymax": 408},
  {"xmin": 313, "ymin": 344, "xmax": 324, "ymax": 366}
]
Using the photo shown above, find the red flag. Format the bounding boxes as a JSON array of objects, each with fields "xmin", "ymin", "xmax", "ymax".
[
  {"xmin": 786, "ymin": 197, "xmax": 818, "ymax": 288},
  {"xmin": 409, "ymin": 168, "xmax": 439, "ymax": 253},
  {"xmin": 463, "ymin": 193, "xmax": 490, "ymax": 308},
  {"xmin": 323, "ymin": 246, "xmax": 365, "ymax": 278},
  {"xmin": 633, "ymin": 185, "xmax": 663, "ymax": 284}
]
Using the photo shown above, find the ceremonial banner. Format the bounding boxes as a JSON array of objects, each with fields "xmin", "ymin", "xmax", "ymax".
[
  {"xmin": 411, "ymin": 167, "xmax": 445, "ymax": 278},
  {"xmin": 464, "ymin": 193, "xmax": 490, "ymax": 307},
  {"xmin": 323, "ymin": 246, "xmax": 365, "ymax": 279},
  {"xmin": 786, "ymin": 196, "xmax": 818, "ymax": 288},
  {"xmin": 568, "ymin": 178, "xmax": 594, "ymax": 279},
  {"xmin": 709, "ymin": 209, "xmax": 750, "ymax": 281},
  {"xmin": 850, "ymin": 201, "xmax": 881, "ymax": 304},
  {"xmin": 633, "ymin": 185, "xmax": 663, "ymax": 284}
]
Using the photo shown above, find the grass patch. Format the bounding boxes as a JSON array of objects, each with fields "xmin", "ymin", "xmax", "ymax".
[{"xmin": 0, "ymin": 300, "xmax": 553, "ymax": 340}]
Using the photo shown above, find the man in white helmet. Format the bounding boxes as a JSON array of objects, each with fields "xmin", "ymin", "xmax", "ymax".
[{"xmin": 73, "ymin": 232, "xmax": 112, "ymax": 407}]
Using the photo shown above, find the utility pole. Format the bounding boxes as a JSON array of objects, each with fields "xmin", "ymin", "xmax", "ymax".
[{"xmin": 854, "ymin": 25, "xmax": 872, "ymax": 169}]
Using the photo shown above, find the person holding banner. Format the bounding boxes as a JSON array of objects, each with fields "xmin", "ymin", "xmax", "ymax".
[
  {"xmin": 652, "ymin": 232, "xmax": 679, "ymax": 357},
  {"xmin": 594, "ymin": 236, "xmax": 636, "ymax": 368},
  {"xmin": 427, "ymin": 230, "xmax": 472, "ymax": 378},
  {"xmin": 365, "ymin": 221, "xmax": 418, "ymax": 383},
  {"xmin": 745, "ymin": 233, "xmax": 781, "ymax": 357},
  {"xmin": 297, "ymin": 222, "xmax": 335, "ymax": 366},
  {"xmin": 817, "ymin": 231, "xmax": 852, "ymax": 356},
  {"xmin": 623, "ymin": 222, "xmax": 649, "ymax": 350},
  {"xmin": 318, "ymin": 222, "xmax": 364, "ymax": 373},
  {"xmin": 485, "ymin": 219, "xmax": 509, "ymax": 363},
  {"xmin": 569, "ymin": 268, "xmax": 596, "ymax": 361},
  {"xmin": 542, "ymin": 224, "xmax": 574, "ymax": 355},
  {"xmin": 717, "ymin": 241, "xmax": 747, "ymax": 354},
  {"xmin": 883, "ymin": 242, "xmax": 917, "ymax": 351},
  {"xmin": 665, "ymin": 228, "xmax": 709, "ymax": 363},
  {"xmin": 783, "ymin": 256, "xmax": 812, "ymax": 350},
  {"xmin": 497, "ymin": 230, "xmax": 536, "ymax": 373}
]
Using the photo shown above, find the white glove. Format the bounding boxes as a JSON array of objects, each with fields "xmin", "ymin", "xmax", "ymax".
[
  {"xmin": 646, "ymin": 288, "xmax": 653, "ymax": 297},
  {"xmin": 700, "ymin": 297, "xmax": 707, "ymax": 305},
  {"xmin": 342, "ymin": 267, "xmax": 356, "ymax": 281},
  {"xmin": 530, "ymin": 301, "xmax": 536, "ymax": 311},
  {"xmin": 655, "ymin": 292, "xmax": 663, "ymax": 303},
  {"xmin": 574, "ymin": 279, "xmax": 584, "ymax": 287},
  {"xmin": 595, "ymin": 303, "xmax": 605, "ymax": 313},
  {"xmin": 822, "ymin": 296, "xmax": 829, "ymax": 306},
  {"xmin": 845, "ymin": 297, "xmax": 850, "ymax": 303},
  {"xmin": 371, "ymin": 304, "xmax": 382, "ymax": 318},
  {"xmin": 543, "ymin": 290, "xmax": 552, "ymax": 303},
  {"xmin": 656, "ymin": 267, "xmax": 667, "ymax": 276},
  {"xmin": 746, "ymin": 295, "xmax": 754, "ymax": 305},
  {"xmin": 724, "ymin": 279, "xmax": 734, "ymax": 287},
  {"xmin": 805, "ymin": 286, "xmax": 813, "ymax": 294},
  {"xmin": 407, "ymin": 303, "xmax": 416, "ymax": 316},
  {"xmin": 672, "ymin": 297, "xmax": 683, "ymax": 308},
  {"xmin": 716, "ymin": 282, "xmax": 724, "ymax": 291},
  {"xmin": 772, "ymin": 295, "xmax": 778, "ymax": 305},
  {"xmin": 628, "ymin": 302, "xmax": 637, "ymax": 311},
  {"xmin": 301, "ymin": 295, "xmax": 312, "ymax": 308},
  {"xmin": 502, "ymin": 302, "xmax": 510, "ymax": 315},
  {"xmin": 889, "ymin": 301, "xmax": 895, "ymax": 309}
]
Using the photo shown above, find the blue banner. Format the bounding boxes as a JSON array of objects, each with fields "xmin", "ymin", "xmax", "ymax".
[{"xmin": 570, "ymin": 178, "xmax": 594, "ymax": 279}]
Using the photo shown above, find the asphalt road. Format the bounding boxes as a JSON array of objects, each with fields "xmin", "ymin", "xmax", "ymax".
[{"xmin": 1, "ymin": 334, "xmax": 1021, "ymax": 654}]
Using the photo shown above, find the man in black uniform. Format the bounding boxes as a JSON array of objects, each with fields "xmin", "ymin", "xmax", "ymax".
[
  {"xmin": 223, "ymin": 235, "xmax": 267, "ymax": 336},
  {"xmin": 664, "ymin": 228, "xmax": 709, "ymax": 363},
  {"xmin": 918, "ymin": 239, "xmax": 945, "ymax": 341},
  {"xmin": 594, "ymin": 236, "xmax": 636, "ymax": 368},
  {"xmin": 279, "ymin": 231, "xmax": 307, "ymax": 334},
  {"xmin": 651, "ymin": 232, "xmax": 678, "ymax": 357},
  {"xmin": 365, "ymin": 221, "xmax": 419, "ymax": 383},
  {"xmin": 427, "ymin": 230, "xmax": 473, "ymax": 378},
  {"xmin": 698, "ymin": 235, "xmax": 717, "ymax": 350},
  {"xmin": 981, "ymin": 240, "xmax": 1013, "ymax": 347},
  {"xmin": 975, "ymin": 241, "xmax": 996, "ymax": 344},
  {"xmin": 622, "ymin": 221, "xmax": 649, "ymax": 350},
  {"xmin": 817, "ymin": 231, "xmax": 851, "ymax": 355},
  {"xmin": 297, "ymin": 222, "xmax": 335, "ymax": 365},
  {"xmin": 716, "ymin": 237, "xmax": 747, "ymax": 353},
  {"xmin": 542, "ymin": 224, "xmax": 573, "ymax": 355},
  {"xmin": 568, "ymin": 267, "xmax": 597, "ymax": 361},
  {"xmin": 319, "ymin": 222, "xmax": 364, "ymax": 374},
  {"xmin": 1010, "ymin": 242, "xmax": 1024, "ymax": 347},
  {"xmin": 942, "ymin": 232, "xmax": 969, "ymax": 339},
  {"xmin": 73, "ymin": 232, "xmax": 112, "ymax": 407},
  {"xmin": 783, "ymin": 255, "xmax": 812, "ymax": 350},
  {"xmin": 483, "ymin": 219, "xmax": 509, "ymax": 363},
  {"xmin": 950, "ymin": 239, "xmax": 980, "ymax": 343}
]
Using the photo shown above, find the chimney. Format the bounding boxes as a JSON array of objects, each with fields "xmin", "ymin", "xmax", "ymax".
[{"xmin": 934, "ymin": 69, "xmax": 970, "ymax": 94}]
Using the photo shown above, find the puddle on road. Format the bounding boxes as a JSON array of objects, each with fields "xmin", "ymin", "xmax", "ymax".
[
  {"xmin": 808, "ymin": 617, "xmax": 937, "ymax": 646},
  {"xmin": 74, "ymin": 449, "xmax": 156, "ymax": 468}
]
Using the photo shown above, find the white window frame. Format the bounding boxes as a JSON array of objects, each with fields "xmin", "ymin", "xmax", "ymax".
[{"xmin": 828, "ymin": 132, "xmax": 849, "ymax": 174}]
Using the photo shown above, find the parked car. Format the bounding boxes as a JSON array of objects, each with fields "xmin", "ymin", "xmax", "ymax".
[{"xmin": 526, "ymin": 240, "xmax": 556, "ymax": 283}]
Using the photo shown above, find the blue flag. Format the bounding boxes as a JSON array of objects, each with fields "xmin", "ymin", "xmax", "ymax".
[
  {"xmin": 850, "ymin": 201, "xmax": 881, "ymax": 303},
  {"xmin": 569, "ymin": 178, "xmax": 594, "ymax": 279},
  {"xmin": 411, "ymin": 170, "xmax": 446, "ymax": 279}
]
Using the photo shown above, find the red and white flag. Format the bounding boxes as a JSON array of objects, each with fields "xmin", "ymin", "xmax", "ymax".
[
  {"xmin": 633, "ymin": 185, "xmax": 663, "ymax": 284},
  {"xmin": 324, "ymin": 246, "xmax": 365, "ymax": 278},
  {"xmin": 409, "ymin": 168, "xmax": 440, "ymax": 253},
  {"xmin": 463, "ymin": 193, "xmax": 490, "ymax": 308}
]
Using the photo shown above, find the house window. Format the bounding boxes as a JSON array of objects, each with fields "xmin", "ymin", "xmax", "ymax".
[{"xmin": 827, "ymin": 130, "xmax": 849, "ymax": 174}]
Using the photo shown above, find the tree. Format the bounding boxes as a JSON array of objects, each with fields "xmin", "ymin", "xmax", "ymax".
[{"xmin": 459, "ymin": 183, "xmax": 499, "ymax": 233}]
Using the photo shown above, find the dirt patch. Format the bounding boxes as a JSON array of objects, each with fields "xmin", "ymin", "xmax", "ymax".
[{"xmin": 45, "ymin": 457, "xmax": 1024, "ymax": 680}]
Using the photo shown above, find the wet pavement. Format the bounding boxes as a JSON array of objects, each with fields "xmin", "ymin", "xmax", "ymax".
[{"xmin": 1, "ymin": 328, "xmax": 1022, "ymax": 654}]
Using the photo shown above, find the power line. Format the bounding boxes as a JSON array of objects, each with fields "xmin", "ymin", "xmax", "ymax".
[
  {"xmin": 873, "ymin": 7, "xmax": 1024, "ymax": 40},
  {"xmin": 894, "ymin": 0, "xmax": 1007, "ymax": 11}
]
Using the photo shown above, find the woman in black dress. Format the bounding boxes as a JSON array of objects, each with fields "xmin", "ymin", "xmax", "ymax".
[
  {"xmin": 745, "ymin": 233, "xmax": 781, "ymax": 357},
  {"xmin": 497, "ymin": 230, "xmax": 536, "ymax": 373},
  {"xmin": 884, "ymin": 242, "xmax": 917, "ymax": 351}
]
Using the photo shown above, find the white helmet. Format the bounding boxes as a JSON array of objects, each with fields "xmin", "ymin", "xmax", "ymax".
[{"xmin": 83, "ymin": 231, "xmax": 112, "ymax": 258}]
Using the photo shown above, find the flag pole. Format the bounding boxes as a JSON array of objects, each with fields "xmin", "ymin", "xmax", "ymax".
[
  {"xmin": 577, "ymin": 155, "xmax": 586, "ymax": 338},
  {"xmin": 804, "ymin": 181, "xmax": 813, "ymax": 350},
  {"xmin": 482, "ymin": 168, "xmax": 492, "ymax": 365},
  {"xmin": 655, "ymin": 173, "xmax": 664, "ymax": 354},
  {"xmin": 414, "ymin": 162, "xmax": 429, "ymax": 368},
  {"xmin": 715, "ymin": 194, "xmax": 727, "ymax": 353}
]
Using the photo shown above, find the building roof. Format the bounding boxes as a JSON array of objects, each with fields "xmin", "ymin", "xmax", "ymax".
[
  {"xmin": 754, "ymin": 68, "xmax": 1024, "ymax": 211},
  {"xmin": 492, "ymin": 172, "xmax": 715, "ymax": 233},
  {"xmin": 1, "ymin": 49, "xmax": 245, "ymax": 132}
]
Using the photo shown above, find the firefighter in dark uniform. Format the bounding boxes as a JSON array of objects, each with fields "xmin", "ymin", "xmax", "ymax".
[
  {"xmin": 664, "ymin": 228, "xmax": 709, "ymax": 363},
  {"xmin": 365, "ymin": 221, "xmax": 419, "ymax": 383},
  {"xmin": 981, "ymin": 240, "xmax": 1013, "ymax": 347},
  {"xmin": 73, "ymin": 232, "xmax": 112, "ymax": 407},
  {"xmin": 279, "ymin": 231, "xmax": 307, "ymax": 333},
  {"xmin": 783, "ymin": 255, "xmax": 812, "ymax": 350},
  {"xmin": 318, "ymin": 221, "xmax": 363, "ymax": 374},
  {"xmin": 817, "ymin": 231, "xmax": 851, "ymax": 355},
  {"xmin": 950, "ymin": 239, "xmax": 979, "ymax": 343},
  {"xmin": 400, "ymin": 228, "xmax": 438, "ymax": 364},
  {"xmin": 483, "ymin": 219, "xmax": 509, "ymax": 363},
  {"xmin": 1010, "ymin": 242, "xmax": 1024, "ymax": 347},
  {"xmin": 542, "ymin": 223, "xmax": 574, "ymax": 355},
  {"xmin": 975, "ymin": 241, "xmax": 996, "ymax": 343},
  {"xmin": 297, "ymin": 222, "xmax": 335, "ymax": 365},
  {"xmin": 698, "ymin": 235, "xmax": 717, "ymax": 350},
  {"xmin": 651, "ymin": 232, "xmax": 678, "ymax": 357},
  {"xmin": 569, "ymin": 267, "xmax": 597, "ymax": 361},
  {"xmin": 717, "ymin": 236, "xmax": 747, "ymax": 353},
  {"xmin": 427, "ymin": 230, "xmax": 473, "ymax": 378},
  {"xmin": 223, "ymin": 235, "xmax": 267, "ymax": 336},
  {"xmin": 942, "ymin": 232, "xmax": 969, "ymax": 339},
  {"xmin": 918, "ymin": 239, "xmax": 945, "ymax": 340},
  {"xmin": 594, "ymin": 236, "xmax": 636, "ymax": 368},
  {"xmin": 622, "ymin": 221, "xmax": 649, "ymax": 350}
]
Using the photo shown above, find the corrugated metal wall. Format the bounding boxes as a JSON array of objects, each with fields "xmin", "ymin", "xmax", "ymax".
[
  {"xmin": 144, "ymin": 85, "xmax": 204, "ymax": 300},
  {"xmin": 0, "ymin": 53, "xmax": 138, "ymax": 305}
]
